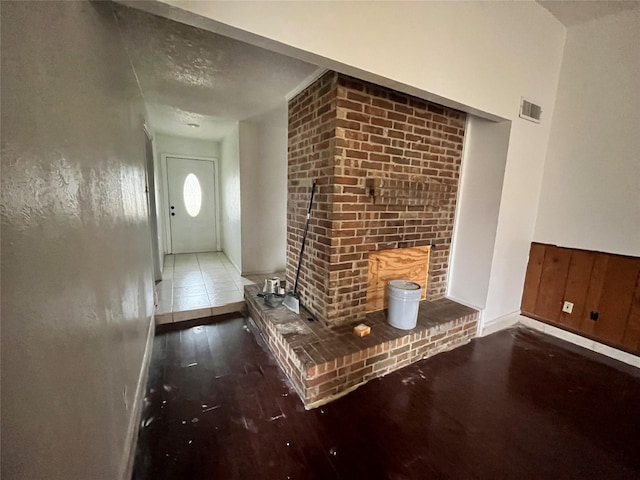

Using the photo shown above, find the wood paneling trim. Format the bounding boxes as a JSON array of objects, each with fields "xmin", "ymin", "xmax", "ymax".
[
  {"xmin": 521, "ymin": 243, "xmax": 546, "ymax": 314},
  {"xmin": 534, "ymin": 246, "xmax": 571, "ymax": 322},
  {"xmin": 622, "ymin": 274, "xmax": 640, "ymax": 351},
  {"xmin": 559, "ymin": 250, "xmax": 595, "ymax": 330},
  {"xmin": 580, "ymin": 254, "xmax": 609, "ymax": 337},
  {"xmin": 521, "ymin": 242, "xmax": 640, "ymax": 355},
  {"xmin": 594, "ymin": 257, "xmax": 640, "ymax": 345}
]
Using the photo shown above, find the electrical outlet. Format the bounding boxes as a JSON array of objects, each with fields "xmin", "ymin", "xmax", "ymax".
[{"xmin": 562, "ymin": 301, "xmax": 574, "ymax": 314}]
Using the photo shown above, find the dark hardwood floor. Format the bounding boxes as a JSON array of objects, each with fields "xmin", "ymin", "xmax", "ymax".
[{"xmin": 133, "ymin": 315, "xmax": 640, "ymax": 479}]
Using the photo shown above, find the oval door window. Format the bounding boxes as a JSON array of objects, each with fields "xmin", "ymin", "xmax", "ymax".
[{"xmin": 183, "ymin": 173, "xmax": 202, "ymax": 217}]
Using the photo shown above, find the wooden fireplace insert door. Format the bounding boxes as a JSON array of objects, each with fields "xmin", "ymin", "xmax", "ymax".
[{"xmin": 366, "ymin": 245, "xmax": 431, "ymax": 313}]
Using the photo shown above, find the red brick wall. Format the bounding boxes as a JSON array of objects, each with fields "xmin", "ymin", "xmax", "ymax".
[
  {"xmin": 287, "ymin": 72, "xmax": 337, "ymax": 323},
  {"xmin": 288, "ymin": 72, "xmax": 466, "ymax": 326}
]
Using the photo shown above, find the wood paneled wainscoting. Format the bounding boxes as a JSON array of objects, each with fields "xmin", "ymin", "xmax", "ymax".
[{"xmin": 521, "ymin": 242, "xmax": 640, "ymax": 355}]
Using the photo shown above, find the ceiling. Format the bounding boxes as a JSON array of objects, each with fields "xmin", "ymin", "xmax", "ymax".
[
  {"xmin": 114, "ymin": 5, "xmax": 319, "ymax": 140},
  {"xmin": 538, "ymin": 0, "xmax": 640, "ymax": 26},
  {"xmin": 115, "ymin": 1, "xmax": 640, "ymax": 141}
]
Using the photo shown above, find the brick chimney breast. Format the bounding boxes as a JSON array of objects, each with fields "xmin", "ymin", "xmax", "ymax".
[{"xmin": 287, "ymin": 72, "xmax": 466, "ymax": 326}]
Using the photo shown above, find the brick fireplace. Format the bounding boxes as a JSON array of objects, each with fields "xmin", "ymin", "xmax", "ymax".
[
  {"xmin": 244, "ymin": 75, "xmax": 474, "ymax": 408},
  {"xmin": 287, "ymin": 72, "xmax": 466, "ymax": 326}
]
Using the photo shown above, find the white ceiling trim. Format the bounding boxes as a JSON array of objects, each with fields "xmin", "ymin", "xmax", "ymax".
[{"xmin": 285, "ymin": 67, "xmax": 329, "ymax": 101}]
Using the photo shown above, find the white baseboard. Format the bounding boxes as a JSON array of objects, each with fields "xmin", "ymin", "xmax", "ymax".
[
  {"xmin": 478, "ymin": 311, "xmax": 520, "ymax": 337},
  {"xmin": 518, "ymin": 316, "xmax": 640, "ymax": 369},
  {"xmin": 119, "ymin": 314, "xmax": 155, "ymax": 480},
  {"xmin": 223, "ymin": 253, "xmax": 242, "ymax": 275},
  {"xmin": 477, "ymin": 312, "xmax": 639, "ymax": 368}
]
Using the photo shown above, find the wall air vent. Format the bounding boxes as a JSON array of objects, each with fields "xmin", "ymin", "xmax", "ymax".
[{"xmin": 519, "ymin": 98, "xmax": 542, "ymax": 123}]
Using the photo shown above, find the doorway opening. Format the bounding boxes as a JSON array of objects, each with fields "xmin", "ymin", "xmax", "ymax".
[
  {"xmin": 163, "ymin": 155, "xmax": 220, "ymax": 254},
  {"xmin": 144, "ymin": 126, "xmax": 162, "ymax": 282}
]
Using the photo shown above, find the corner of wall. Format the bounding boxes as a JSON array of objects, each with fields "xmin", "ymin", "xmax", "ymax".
[{"xmin": 219, "ymin": 125, "xmax": 243, "ymax": 271}]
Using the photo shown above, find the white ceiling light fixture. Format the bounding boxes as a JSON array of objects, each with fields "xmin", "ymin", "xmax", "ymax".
[{"xmin": 187, "ymin": 123, "xmax": 200, "ymax": 128}]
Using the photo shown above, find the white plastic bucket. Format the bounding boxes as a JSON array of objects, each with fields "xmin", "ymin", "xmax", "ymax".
[{"xmin": 387, "ymin": 280, "xmax": 422, "ymax": 330}]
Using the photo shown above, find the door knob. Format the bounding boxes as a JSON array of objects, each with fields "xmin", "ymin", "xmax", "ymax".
[
  {"xmin": 171, "ymin": 213, "xmax": 175, "ymax": 216},
  {"xmin": 170, "ymin": 206, "xmax": 175, "ymax": 210}
]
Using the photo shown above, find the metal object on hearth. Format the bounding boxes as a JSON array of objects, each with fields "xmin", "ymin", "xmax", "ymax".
[{"xmin": 263, "ymin": 278, "xmax": 280, "ymax": 294}]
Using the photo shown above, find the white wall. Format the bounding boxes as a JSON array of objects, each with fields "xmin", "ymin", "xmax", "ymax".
[
  {"xmin": 1, "ymin": 2, "xmax": 153, "ymax": 478},
  {"xmin": 534, "ymin": 8, "xmax": 640, "ymax": 257},
  {"xmin": 220, "ymin": 126, "xmax": 243, "ymax": 271},
  {"xmin": 151, "ymin": 0, "xmax": 567, "ymax": 326},
  {"xmin": 449, "ymin": 117, "xmax": 511, "ymax": 310},
  {"xmin": 239, "ymin": 105, "xmax": 288, "ymax": 274},
  {"xmin": 154, "ymin": 1, "xmax": 564, "ymax": 120},
  {"xmin": 155, "ymin": 132, "xmax": 221, "ymax": 159}
]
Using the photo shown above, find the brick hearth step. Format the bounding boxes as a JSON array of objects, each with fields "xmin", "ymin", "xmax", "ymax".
[{"xmin": 245, "ymin": 285, "xmax": 478, "ymax": 409}]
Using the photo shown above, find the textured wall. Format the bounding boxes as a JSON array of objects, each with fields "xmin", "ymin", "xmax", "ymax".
[
  {"xmin": 288, "ymin": 72, "xmax": 466, "ymax": 326},
  {"xmin": 1, "ymin": 2, "xmax": 153, "ymax": 479}
]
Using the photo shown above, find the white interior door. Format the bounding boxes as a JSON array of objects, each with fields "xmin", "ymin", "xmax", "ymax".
[{"xmin": 167, "ymin": 157, "xmax": 218, "ymax": 253}]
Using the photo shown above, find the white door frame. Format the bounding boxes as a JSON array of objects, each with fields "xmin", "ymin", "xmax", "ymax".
[
  {"xmin": 143, "ymin": 125, "xmax": 162, "ymax": 280},
  {"xmin": 160, "ymin": 153, "xmax": 221, "ymax": 254}
]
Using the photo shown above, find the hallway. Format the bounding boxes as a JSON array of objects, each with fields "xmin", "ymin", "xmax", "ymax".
[
  {"xmin": 156, "ymin": 252, "xmax": 253, "ymax": 324},
  {"xmin": 133, "ymin": 318, "xmax": 640, "ymax": 479}
]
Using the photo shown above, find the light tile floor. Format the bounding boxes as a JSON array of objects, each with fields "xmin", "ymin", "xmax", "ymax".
[{"xmin": 155, "ymin": 252, "xmax": 256, "ymax": 324}]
